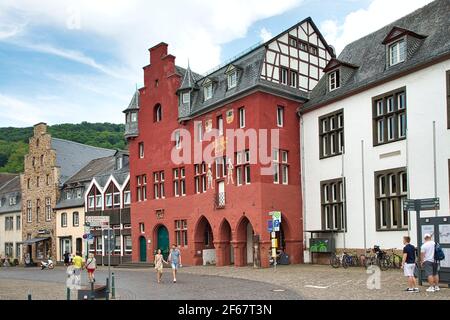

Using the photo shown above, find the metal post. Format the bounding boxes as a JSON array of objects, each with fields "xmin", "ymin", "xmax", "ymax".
[
  {"xmin": 361, "ymin": 140, "xmax": 367, "ymax": 251},
  {"xmin": 105, "ymin": 277, "xmax": 110, "ymax": 301},
  {"xmin": 27, "ymin": 293, "xmax": 32, "ymax": 301},
  {"xmin": 66, "ymin": 287, "xmax": 70, "ymax": 300},
  {"xmin": 432, "ymin": 121, "xmax": 438, "ymax": 217},
  {"xmin": 108, "ymin": 229, "xmax": 111, "ymax": 299},
  {"xmin": 406, "ymin": 127, "xmax": 411, "ymax": 237},
  {"xmin": 90, "ymin": 281, "xmax": 95, "ymax": 300},
  {"xmin": 417, "ymin": 208, "xmax": 423, "ymax": 286},
  {"xmin": 341, "ymin": 146, "xmax": 346, "ymax": 250},
  {"xmin": 111, "ymin": 272, "xmax": 115, "ymax": 299}
]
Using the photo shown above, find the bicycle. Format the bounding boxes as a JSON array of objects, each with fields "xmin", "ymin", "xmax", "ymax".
[
  {"xmin": 387, "ymin": 248, "xmax": 402, "ymax": 269},
  {"xmin": 363, "ymin": 245, "xmax": 391, "ymax": 271}
]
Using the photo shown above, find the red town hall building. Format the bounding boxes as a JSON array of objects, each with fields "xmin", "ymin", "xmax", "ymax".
[{"xmin": 124, "ymin": 18, "xmax": 335, "ymax": 268}]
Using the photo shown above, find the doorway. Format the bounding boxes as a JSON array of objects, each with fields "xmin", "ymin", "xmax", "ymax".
[
  {"xmin": 139, "ymin": 236, "xmax": 147, "ymax": 262},
  {"xmin": 157, "ymin": 225, "xmax": 170, "ymax": 260},
  {"xmin": 60, "ymin": 238, "xmax": 72, "ymax": 261},
  {"xmin": 76, "ymin": 238, "xmax": 82, "ymax": 255}
]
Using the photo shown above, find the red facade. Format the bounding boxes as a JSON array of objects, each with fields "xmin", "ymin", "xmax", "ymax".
[{"xmin": 128, "ymin": 43, "xmax": 304, "ymax": 267}]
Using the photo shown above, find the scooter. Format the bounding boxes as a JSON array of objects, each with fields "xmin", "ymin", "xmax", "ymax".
[{"xmin": 41, "ymin": 258, "xmax": 54, "ymax": 270}]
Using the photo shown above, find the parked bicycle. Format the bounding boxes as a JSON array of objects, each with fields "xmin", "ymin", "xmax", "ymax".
[
  {"xmin": 387, "ymin": 248, "xmax": 402, "ymax": 269},
  {"xmin": 330, "ymin": 251, "xmax": 360, "ymax": 269},
  {"xmin": 363, "ymin": 245, "xmax": 391, "ymax": 271}
]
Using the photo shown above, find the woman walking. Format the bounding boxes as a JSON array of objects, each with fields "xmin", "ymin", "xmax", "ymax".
[
  {"xmin": 154, "ymin": 249, "xmax": 167, "ymax": 284},
  {"xmin": 85, "ymin": 253, "xmax": 97, "ymax": 283}
]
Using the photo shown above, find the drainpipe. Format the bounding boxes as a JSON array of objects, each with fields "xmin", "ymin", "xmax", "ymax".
[{"xmin": 299, "ymin": 113, "xmax": 308, "ymax": 263}]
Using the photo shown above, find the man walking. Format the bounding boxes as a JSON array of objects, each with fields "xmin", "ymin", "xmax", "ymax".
[
  {"xmin": 420, "ymin": 234, "xmax": 440, "ymax": 292},
  {"xmin": 168, "ymin": 244, "xmax": 182, "ymax": 283},
  {"xmin": 401, "ymin": 236, "xmax": 418, "ymax": 292}
]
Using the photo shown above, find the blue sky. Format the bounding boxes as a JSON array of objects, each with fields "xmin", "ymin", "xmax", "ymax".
[{"xmin": 0, "ymin": 0, "xmax": 433, "ymax": 127}]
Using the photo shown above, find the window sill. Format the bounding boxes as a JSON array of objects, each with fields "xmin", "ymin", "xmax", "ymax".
[
  {"xmin": 320, "ymin": 152, "xmax": 343, "ymax": 160},
  {"xmin": 376, "ymin": 228, "xmax": 409, "ymax": 232},
  {"xmin": 373, "ymin": 137, "xmax": 406, "ymax": 147}
]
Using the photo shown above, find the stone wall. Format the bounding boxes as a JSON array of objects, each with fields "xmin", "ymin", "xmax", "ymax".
[{"xmin": 20, "ymin": 123, "xmax": 60, "ymax": 260}]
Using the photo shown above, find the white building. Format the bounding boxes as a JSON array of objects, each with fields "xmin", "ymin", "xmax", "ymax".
[
  {"xmin": 0, "ymin": 174, "xmax": 22, "ymax": 263},
  {"xmin": 300, "ymin": 0, "xmax": 450, "ymax": 261}
]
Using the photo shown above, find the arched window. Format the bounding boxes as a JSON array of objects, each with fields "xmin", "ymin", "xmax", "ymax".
[{"xmin": 154, "ymin": 104, "xmax": 162, "ymax": 122}]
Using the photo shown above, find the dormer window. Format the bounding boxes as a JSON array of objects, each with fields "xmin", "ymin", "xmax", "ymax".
[
  {"xmin": 182, "ymin": 92, "xmax": 190, "ymax": 104},
  {"xmin": 389, "ymin": 39, "xmax": 406, "ymax": 66},
  {"xmin": 228, "ymin": 71, "xmax": 237, "ymax": 89},
  {"xmin": 116, "ymin": 156, "xmax": 123, "ymax": 170},
  {"xmin": 328, "ymin": 70, "xmax": 340, "ymax": 91},
  {"xmin": 204, "ymin": 83, "xmax": 212, "ymax": 101}
]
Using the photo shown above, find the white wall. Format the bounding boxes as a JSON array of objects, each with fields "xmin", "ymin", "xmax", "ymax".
[
  {"xmin": 302, "ymin": 60, "xmax": 450, "ymax": 259},
  {"xmin": 0, "ymin": 212, "xmax": 22, "ymax": 260}
]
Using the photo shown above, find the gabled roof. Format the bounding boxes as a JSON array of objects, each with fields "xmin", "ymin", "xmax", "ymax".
[
  {"xmin": 176, "ymin": 16, "xmax": 331, "ymax": 119},
  {"xmin": 382, "ymin": 26, "xmax": 427, "ymax": 45},
  {"xmin": 303, "ymin": 0, "xmax": 450, "ymax": 111},
  {"xmin": 64, "ymin": 155, "xmax": 116, "ymax": 185},
  {"xmin": 323, "ymin": 58, "xmax": 359, "ymax": 73},
  {"xmin": 51, "ymin": 138, "xmax": 116, "ymax": 185}
]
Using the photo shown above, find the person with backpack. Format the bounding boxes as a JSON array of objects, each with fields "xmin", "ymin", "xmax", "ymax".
[
  {"xmin": 401, "ymin": 236, "xmax": 419, "ymax": 293},
  {"xmin": 420, "ymin": 234, "xmax": 440, "ymax": 292}
]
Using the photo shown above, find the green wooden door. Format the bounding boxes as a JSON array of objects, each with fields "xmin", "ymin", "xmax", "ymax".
[
  {"xmin": 139, "ymin": 236, "xmax": 147, "ymax": 262},
  {"xmin": 157, "ymin": 226, "xmax": 170, "ymax": 260}
]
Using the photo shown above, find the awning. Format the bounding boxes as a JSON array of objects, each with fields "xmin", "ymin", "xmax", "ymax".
[{"xmin": 22, "ymin": 237, "xmax": 50, "ymax": 245}]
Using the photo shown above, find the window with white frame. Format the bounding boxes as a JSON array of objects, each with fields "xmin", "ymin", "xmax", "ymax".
[
  {"xmin": 217, "ymin": 115, "xmax": 223, "ymax": 136},
  {"xmin": 124, "ymin": 235, "xmax": 132, "ymax": 254},
  {"xmin": 197, "ymin": 122, "xmax": 203, "ymax": 142},
  {"xmin": 194, "ymin": 163, "xmax": 206, "ymax": 194},
  {"xmin": 277, "ymin": 106, "xmax": 284, "ymax": 127},
  {"xmin": 289, "ymin": 70, "xmax": 298, "ymax": 88},
  {"xmin": 328, "ymin": 70, "xmax": 340, "ymax": 91},
  {"xmin": 88, "ymin": 195, "xmax": 95, "ymax": 209},
  {"xmin": 182, "ymin": 92, "xmax": 190, "ymax": 104},
  {"xmin": 227, "ymin": 71, "xmax": 237, "ymax": 89},
  {"xmin": 236, "ymin": 150, "xmax": 250, "ymax": 185},
  {"xmin": 153, "ymin": 171, "xmax": 165, "ymax": 199},
  {"xmin": 204, "ymin": 83, "xmax": 212, "ymax": 101},
  {"xmin": 139, "ymin": 142, "xmax": 144, "ymax": 159},
  {"xmin": 389, "ymin": 39, "xmax": 406, "ymax": 67},
  {"xmin": 175, "ymin": 220, "xmax": 188, "ymax": 247},
  {"xmin": 238, "ymin": 107, "xmax": 245, "ymax": 128},
  {"xmin": 273, "ymin": 149, "xmax": 289, "ymax": 184}
]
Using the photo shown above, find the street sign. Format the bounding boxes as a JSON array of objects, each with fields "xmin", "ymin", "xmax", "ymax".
[
  {"xmin": 267, "ymin": 220, "xmax": 273, "ymax": 232},
  {"xmin": 270, "ymin": 211, "xmax": 282, "ymax": 222},
  {"xmin": 273, "ymin": 219, "xmax": 280, "ymax": 232},
  {"xmin": 86, "ymin": 216, "xmax": 110, "ymax": 228},
  {"xmin": 271, "ymin": 232, "xmax": 276, "ymax": 238},
  {"xmin": 404, "ymin": 198, "xmax": 440, "ymax": 211},
  {"xmin": 87, "ymin": 234, "xmax": 94, "ymax": 241},
  {"xmin": 103, "ymin": 229, "xmax": 115, "ymax": 253}
]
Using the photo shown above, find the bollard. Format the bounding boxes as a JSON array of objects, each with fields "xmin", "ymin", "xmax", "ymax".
[
  {"xmin": 105, "ymin": 277, "xmax": 110, "ymax": 301},
  {"xmin": 90, "ymin": 281, "xmax": 95, "ymax": 300},
  {"xmin": 27, "ymin": 293, "xmax": 32, "ymax": 301},
  {"xmin": 111, "ymin": 272, "xmax": 115, "ymax": 299},
  {"xmin": 66, "ymin": 287, "xmax": 70, "ymax": 300}
]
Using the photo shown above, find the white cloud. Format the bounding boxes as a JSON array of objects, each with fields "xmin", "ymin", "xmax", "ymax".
[
  {"xmin": 259, "ymin": 27, "xmax": 273, "ymax": 42},
  {"xmin": 321, "ymin": 0, "xmax": 434, "ymax": 54},
  {"xmin": 0, "ymin": 0, "xmax": 303, "ymax": 74}
]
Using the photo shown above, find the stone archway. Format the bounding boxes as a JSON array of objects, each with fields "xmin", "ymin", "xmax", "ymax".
[
  {"xmin": 193, "ymin": 216, "xmax": 215, "ymax": 265},
  {"xmin": 215, "ymin": 219, "xmax": 233, "ymax": 266},
  {"xmin": 234, "ymin": 216, "xmax": 255, "ymax": 267}
]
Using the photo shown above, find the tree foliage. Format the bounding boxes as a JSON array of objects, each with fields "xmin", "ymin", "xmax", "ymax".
[{"xmin": 0, "ymin": 122, "xmax": 126, "ymax": 173}]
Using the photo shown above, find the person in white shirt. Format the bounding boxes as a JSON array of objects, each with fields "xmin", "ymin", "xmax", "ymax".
[{"xmin": 420, "ymin": 234, "xmax": 440, "ymax": 293}]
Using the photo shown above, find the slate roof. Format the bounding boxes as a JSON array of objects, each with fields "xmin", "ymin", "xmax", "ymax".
[
  {"xmin": 0, "ymin": 175, "xmax": 21, "ymax": 214},
  {"xmin": 177, "ymin": 64, "xmax": 199, "ymax": 91},
  {"xmin": 0, "ymin": 173, "xmax": 16, "ymax": 187},
  {"xmin": 51, "ymin": 138, "xmax": 116, "ymax": 185},
  {"xmin": 123, "ymin": 89, "xmax": 140, "ymax": 112},
  {"xmin": 303, "ymin": 0, "xmax": 450, "ymax": 110},
  {"xmin": 175, "ymin": 17, "xmax": 332, "ymax": 119}
]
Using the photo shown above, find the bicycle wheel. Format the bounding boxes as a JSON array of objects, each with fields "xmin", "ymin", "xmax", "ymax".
[
  {"xmin": 379, "ymin": 257, "xmax": 390, "ymax": 271},
  {"xmin": 330, "ymin": 254, "xmax": 340, "ymax": 268},
  {"xmin": 342, "ymin": 255, "xmax": 349, "ymax": 269}
]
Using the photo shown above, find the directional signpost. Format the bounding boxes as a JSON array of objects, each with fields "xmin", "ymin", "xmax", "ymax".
[
  {"xmin": 269, "ymin": 211, "xmax": 282, "ymax": 270},
  {"xmin": 403, "ymin": 198, "xmax": 440, "ymax": 286}
]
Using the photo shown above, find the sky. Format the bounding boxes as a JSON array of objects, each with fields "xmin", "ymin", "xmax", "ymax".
[{"xmin": 0, "ymin": 0, "xmax": 434, "ymax": 127}]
